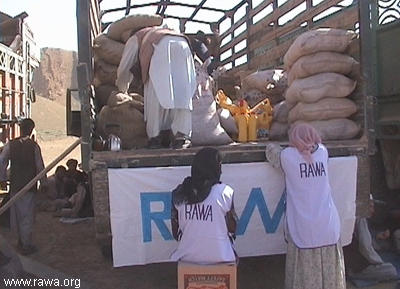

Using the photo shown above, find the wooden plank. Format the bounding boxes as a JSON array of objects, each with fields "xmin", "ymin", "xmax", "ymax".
[
  {"xmin": 315, "ymin": 5, "xmax": 358, "ymax": 29},
  {"xmin": 249, "ymin": 40, "xmax": 292, "ymax": 69},
  {"xmin": 220, "ymin": 32, "xmax": 247, "ymax": 54},
  {"xmin": 219, "ymin": 14, "xmax": 247, "ymax": 41},
  {"xmin": 92, "ymin": 139, "xmax": 367, "ymax": 168},
  {"xmin": 249, "ymin": 0, "xmax": 306, "ymax": 37},
  {"xmin": 220, "ymin": 0, "xmax": 274, "ymax": 40},
  {"xmin": 250, "ymin": 0, "xmax": 274, "ymax": 19},
  {"xmin": 246, "ymin": 0, "xmax": 253, "ymax": 64},
  {"xmin": 249, "ymin": 0, "xmax": 344, "ymax": 52},
  {"xmin": 220, "ymin": 49, "xmax": 247, "ymax": 67},
  {"xmin": 247, "ymin": 6, "xmax": 358, "ymax": 69}
]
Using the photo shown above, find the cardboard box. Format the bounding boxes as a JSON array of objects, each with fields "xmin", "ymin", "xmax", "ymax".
[{"xmin": 178, "ymin": 262, "xmax": 237, "ymax": 289}]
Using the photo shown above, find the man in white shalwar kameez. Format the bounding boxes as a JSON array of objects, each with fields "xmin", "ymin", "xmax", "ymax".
[{"xmin": 116, "ymin": 26, "xmax": 196, "ymax": 148}]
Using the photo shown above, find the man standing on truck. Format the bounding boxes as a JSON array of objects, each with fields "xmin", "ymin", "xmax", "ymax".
[
  {"xmin": 0, "ymin": 118, "xmax": 45, "ymax": 255},
  {"xmin": 116, "ymin": 26, "xmax": 197, "ymax": 149},
  {"xmin": 190, "ymin": 30, "xmax": 217, "ymax": 75}
]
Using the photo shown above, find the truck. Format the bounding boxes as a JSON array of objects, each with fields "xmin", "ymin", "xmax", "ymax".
[
  {"xmin": 0, "ymin": 11, "xmax": 39, "ymax": 142},
  {"xmin": 70, "ymin": 0, "xmax": 400, "ymax": 261}
]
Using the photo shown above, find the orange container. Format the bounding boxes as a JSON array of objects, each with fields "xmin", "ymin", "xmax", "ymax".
[
  {"xmin": 248, "ymin": 113, "xmax": 258, "ymax": 141},
  {"xmin": 234, "ymin": 114, "xmax": 248, "ymax": 142}
]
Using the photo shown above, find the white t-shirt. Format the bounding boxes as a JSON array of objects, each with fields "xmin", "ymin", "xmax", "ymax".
[
  {"xmin": 280, "ymin": 144, "xmax": 340, "ymax": 248},
  {"xmin": 170, "ymin": 183, "xmax": 236, "ymax": 264}
]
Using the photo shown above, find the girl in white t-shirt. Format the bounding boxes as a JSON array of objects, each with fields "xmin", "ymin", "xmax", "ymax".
[
  {"xmin": 266, "ymin": 123, "xmax": 346, "ymax": 289},
  {"xmin": 170, "ymin": 147, "xmax": 237, "ymax": 264}
]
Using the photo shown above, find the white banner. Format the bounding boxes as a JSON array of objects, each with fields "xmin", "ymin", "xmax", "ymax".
[{"xmin": 108, "ymin": 157, "xmax": 357, "ymax": 267}]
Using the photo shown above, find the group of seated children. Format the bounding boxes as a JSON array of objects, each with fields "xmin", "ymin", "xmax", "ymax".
[{"xmin": 37, "ymin": 158, "xmax": 93, "ymax": 218}]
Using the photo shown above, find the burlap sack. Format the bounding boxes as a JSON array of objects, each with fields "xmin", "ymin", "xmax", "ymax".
[
  {"xmin": 288, "ymin": 98, "xmax": 357, "ymax": 123},
  {"xmin": 217, "ymin": 108, "xmax": 238, "ymax": 136},
  {"xmin": 94, "ymin": 85, "xmax": 118, "ymax": 110},
  {"xmin": 273, "ymin": 101, "xmax": 289, "ymax": 123},
  {"xmin": 107, "ymin": 14, "xmax": 163, "ymax": 41},
  {"xmin": 287, "ymin": 52, "xmax": 359, "ymax": 85},
  {"xmin": 237, "ymin": 88, "xmax": 285, "ymax": 108},
  {"xmin": 94, "ymin": 58, "xmax": 118, "ymax": 86},
  {"xmin": 192, "ymin": 95, "xmax": 233, "ymax": 146},
  {"xmin": 284, "ymin": 28, "xmax": 356, "ymax": 68},
  {"xmin": 93, "ymin": 34, "xmax": 125, "ymax": 65},
  {"xmin": 285, "ymin": 72, "xmax": 356, "ymax": 104},
  {"xmin": 241, "ymin": 69, "xmax": 286, "ymax": 94},
  {"xmin": 108, "ymin": 91, "xmax": 144, "ymax": 113},
  {"xmin": 239, "ymin": 89, "xmax": 267, "ymax": 108},
  {"xmin": 294, "ymin": 118, "xmax": 360, "ymax": 140},
  {"xmin": 97, "ymin": 102, "xmax": 147, "ymax": 149},
  {"xmin": 121, "ymin": 29, "xmax": 135, "ymax": 43},
  {"xmin": 269, "ymin": 121, "xmax": 289, "ymax": 140},
  {"xmin": 129, "ymin": 93, "xmax": 144, "ymax": 103}
]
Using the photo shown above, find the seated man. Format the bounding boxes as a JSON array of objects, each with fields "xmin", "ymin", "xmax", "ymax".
[
  {"xmin": 66, "ymin": 159, "xmax": 87, "ymax": 183},
  {"xmin": 65, "ymin": 159, "xmax": 87, "ymax": 198},
  {"xmin": 54, "ymin": 161, "xmax": 93, "ymax": 218},
  {"xmin": 53, "ymin": 182, "xmax": 92, "ymax": 218},
  {"xmin": 37, "ymin": 165, "xmax": 67, "ymax": 211},
  {"xmin": 344, "ymin": 197, "xmax": 398, "ymax": 283}
]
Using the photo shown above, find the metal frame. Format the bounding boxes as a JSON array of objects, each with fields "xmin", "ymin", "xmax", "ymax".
[
  {"xmin": 76, "ymin": 0, "xmax": 99, "ymax": 172},
  {"xmin": 76, "ymin": 0, "xmax": 369, "ymax": 171},
  {"xmin": 368, "ymin": 0, "xmax": 400, "ymax": 140}
]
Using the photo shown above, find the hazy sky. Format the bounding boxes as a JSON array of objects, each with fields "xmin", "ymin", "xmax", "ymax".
[
  {"xmin": 1, "ymin": 0, "xmax": 227, "ymax": 52},
  {"xmin": 1, "ymin": 0, "xmax": 210, "ymax": 52},
  {"xmin": 2, "ymin": 0, "xmax": 78, "ymax": 51}
]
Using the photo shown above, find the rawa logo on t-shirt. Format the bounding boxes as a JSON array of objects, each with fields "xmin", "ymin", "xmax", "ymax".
[
  {"xmin": 184, "ymin": 203, "xmax": 213, "ymax": 221},
  {"xmin": 299, "ymin": 161, "xmax": 327, "ymax": 178}
]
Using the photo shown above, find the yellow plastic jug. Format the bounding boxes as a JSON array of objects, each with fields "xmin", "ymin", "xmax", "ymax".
[
  {"xmin": 234, "ymin": 114, "xmax": 248, "ymax": 142},
  {"xmin": 248, "ymin": 113, "xmax": 258, "ymax": 142}
]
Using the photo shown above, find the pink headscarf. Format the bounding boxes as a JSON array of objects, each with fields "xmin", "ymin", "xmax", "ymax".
[{"xmin": 288, "ymin": 123, "xmax": 321, "ymax": 163}]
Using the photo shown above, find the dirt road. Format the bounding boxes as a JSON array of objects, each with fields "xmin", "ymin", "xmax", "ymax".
[{"xmin": 1, "ymin": 209, "xmax": 398, "ymax": 289}]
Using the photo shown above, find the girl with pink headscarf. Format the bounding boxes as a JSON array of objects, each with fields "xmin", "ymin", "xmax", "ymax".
[{"xmin": 266, "ymin": 123, "xmax": 345, "ymax": 289}]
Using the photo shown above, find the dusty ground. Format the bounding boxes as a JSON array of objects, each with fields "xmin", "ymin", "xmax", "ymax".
[
  {"xmin": 1, "ymin": 210, "xmax": 398, "ymax": 289},
  {"xmin": 32, "ymin": 95, "xmax": 81, "ymax": 173}
]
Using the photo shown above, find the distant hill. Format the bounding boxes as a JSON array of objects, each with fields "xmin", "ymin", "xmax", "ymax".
[
  {"xmin": 30, "ymin": 49, "xmax": 81, "ymax": 169},
  {"xmin": 31, "ymin": 95, "xmax": 67, "ymax": 141},
  {"xmin": 32, "ymin": 48, "xmax": 78, "ymax": 106}
]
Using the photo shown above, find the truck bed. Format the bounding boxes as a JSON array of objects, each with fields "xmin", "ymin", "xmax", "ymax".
[
  {"xmin": 91, "ymin": 139, "xmax": 367, "ymax": 168},
  {"xmin": 90, "ymin": 138, "xmax": 370, "ymax": 248}
]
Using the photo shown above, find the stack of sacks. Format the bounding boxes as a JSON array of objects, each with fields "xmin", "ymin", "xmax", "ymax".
[
  {"xmin": 235, "ymin": 69, "xmax": 287, "ymax": 107},
  {"xmin": 284, "ymin": 28, "xmax": 361, "ymax": 140},
  {"xmin": 96, "ymin": 91, "xmax": 147, "ymax": 149},
  {"xmin": 269, "ymin": 100, "xmax": 290, "ymax": 140},
  {"xmin": 92, "ymin": 14, "xmax": 162, "ymax": 111}
]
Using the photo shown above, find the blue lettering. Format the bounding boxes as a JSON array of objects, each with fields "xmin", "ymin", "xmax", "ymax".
[
  {"xmin": 141, "ymin": 192, "xmax": 173, "ymax": 242},
  {"xmin": 140, "ymin": 188, "xmax": 286, "ymax": 242},
  {"xmin": 237, "ymin": 188, "xmax": 285, "ymax": 235}
]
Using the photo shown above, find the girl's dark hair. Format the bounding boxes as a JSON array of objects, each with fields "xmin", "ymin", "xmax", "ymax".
[{"xmin": 173, "ymin": 147, "xmax": 222, "ymax": 205}]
